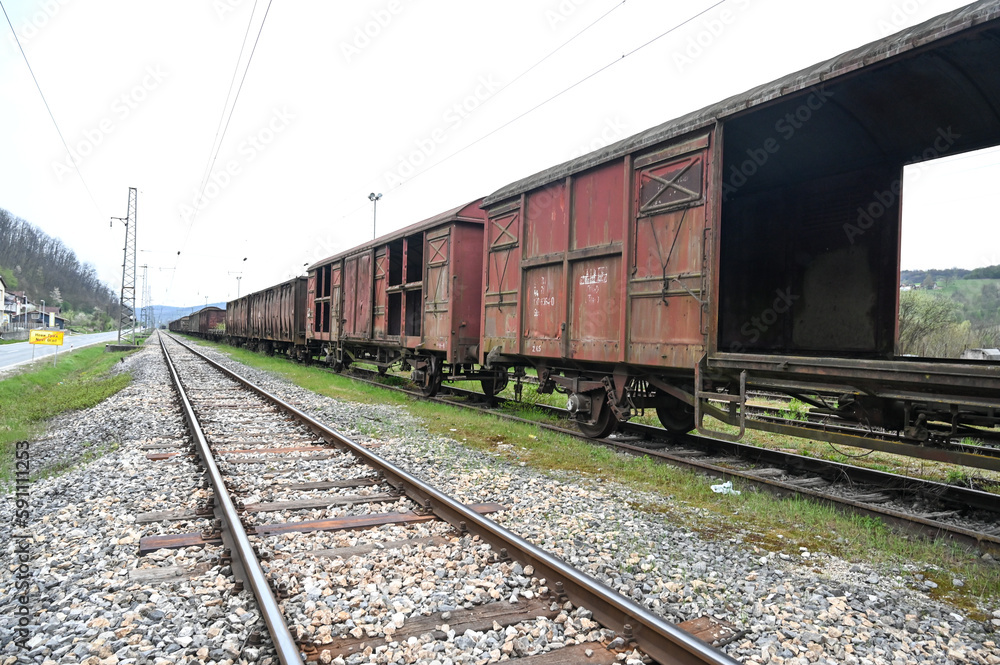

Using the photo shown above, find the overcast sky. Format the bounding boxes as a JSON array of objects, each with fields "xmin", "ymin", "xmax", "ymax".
[{"xmin": 1, "ymin": 0, "xmax": 997, "ymax": 310}]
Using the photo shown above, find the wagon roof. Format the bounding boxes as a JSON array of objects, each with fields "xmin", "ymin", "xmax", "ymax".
[
  {"xmin": 227, "ymin": 276, "xmax": 305, "ymax": 308},
  {"xmin": 483, "ymin": 0, "xmax": 1000, "ymax": 206},
  {"xmin": 306, "ymin": 198, "xmax": 484, "ymax": 271}
]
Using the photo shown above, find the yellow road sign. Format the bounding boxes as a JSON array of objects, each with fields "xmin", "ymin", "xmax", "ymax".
[{"xmin": 29, "ymin": 330, "xmax": 64, "ymax": 346}]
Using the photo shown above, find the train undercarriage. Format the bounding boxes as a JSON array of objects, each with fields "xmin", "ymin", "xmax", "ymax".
[
  {"xmin": 495, "ymin": 354, "xmax": 1000, "ymax": 473},
  {"xmin": 319, "ymin": 342, "xmax": 510, "ymax": 399}
]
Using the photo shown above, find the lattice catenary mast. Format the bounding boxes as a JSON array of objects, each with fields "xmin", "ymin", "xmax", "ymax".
[{"xmin": 112, "ymin": 187, "xmax": 137, "ymax": 344}]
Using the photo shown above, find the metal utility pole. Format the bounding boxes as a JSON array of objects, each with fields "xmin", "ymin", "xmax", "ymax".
[
  {"xmin": 112, "ymin": 187, "xmax": 138, "ymax": 344},
  {"xmin": 146, "ymin": 278, "xmax": 153, "ymax": 329},
  {"xmin": 368, "ymin": 192, "xmax": 382, "ymax": 239},
  {"xmin": 140, "ymin": 264, "xmax": 150, "ymax": 330},
  {"xmin": 228, "ymin": 271, "xmax": 243, "ymax": 298}
]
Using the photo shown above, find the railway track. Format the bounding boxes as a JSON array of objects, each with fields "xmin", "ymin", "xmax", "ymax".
[
  {"xmin": 335, "ymin": 365, "xmax": 1000, "ymax": 557},
  {"xmin": 146, "ymin": 332, "xmax": 742, "ymax": 665}
]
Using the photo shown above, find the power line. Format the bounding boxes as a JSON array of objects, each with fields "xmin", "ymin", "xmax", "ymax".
[
  {"xmin": 461, "ymin": 0, "xmax": 628, "ymax": 125},
  {"xmin": 194, "ymin": 0, "xmax": 260, "ymax": 205},
  {"xmin": 194, "ymin": 0, "xmax": 274, "ymax": 215},
  {"xmin": 327, "ymin": 0, "xmax": 728, "ymax": 234},
  {"xmin": 183, "ymin": 0, "xmax": 273, "ymax": 237},
  {"xmin": 384, "ymin": 0, "xmax": 728, "ymax": 195},
  {"xmin": 318, "ymin": 0, "xmax": 630, "ymax": 234},
  {"xmin": 0, "ymin": 0, "xmax": 104, "ymax": 216},
  {"xmin": 167, "ymin": 0, "xmax": 274, "ymax": 304}
]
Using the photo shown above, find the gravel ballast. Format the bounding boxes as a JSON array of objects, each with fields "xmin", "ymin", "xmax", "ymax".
[{"xmin": 2, "ymin": 339, "xmax": 998, "ymax": 664}]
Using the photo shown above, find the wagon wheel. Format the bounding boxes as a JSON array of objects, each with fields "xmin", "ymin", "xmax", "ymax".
[
  {"xmin": 418, "ymin": 356, "xmax": 442, "ymax": 397},
  {"xmin": 655, "ymin": 391, "xmax": 695, "ymax": 434},
  {"xmin": 330, "ymin": 348, "xmax": 346, "ymax": 373},
  {"xmin": 377, "ymin": 365, "xmax": 389, "ymax": 376},
  {"xmin": 480, "ymin": 367, "xmax": 509, "ymax": 398},
  {"xmin": 576, "ymin": 395, "xmax": 618, "ymax": 439}
]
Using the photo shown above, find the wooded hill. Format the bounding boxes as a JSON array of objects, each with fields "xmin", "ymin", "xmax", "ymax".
[{"xmin": 0, "ymin": 207, "xmax": 117, "ymax": 327}]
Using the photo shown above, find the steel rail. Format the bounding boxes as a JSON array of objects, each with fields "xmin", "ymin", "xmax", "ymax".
[
  {"xmin": 166, "ymin": 334, "xmax": 739, "ymax": 665},
  {"xmin": 157, "ymin": 333, "xmax": 302, "ymax": 664}
]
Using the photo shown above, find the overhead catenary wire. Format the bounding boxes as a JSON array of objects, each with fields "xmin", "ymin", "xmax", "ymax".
[
  {"xmin": 174, "ymin": 0, "xmax": 727, "ymax": 303},
  {"xmin": 0, "ymin": 0, "xmax": 104, "ymax": 218},
  {"xmin": 327, "ymin": 0, "xmax": 728, "ymax": 233},
  {"xmin": 182, "ymin": 0, "xmax": 273, "ymax": 236},
  {"xmin": 166, "ymin": 0, "xmax": 274, "ymax": 305},
  {"xmin": 383, "ymin": 0, "xmax": 728, "ymax": 194},
  {"xmin": 319, "ymin": 0, "xmax": 631, "ymax": 233},
  {"xmin": 193, "ymin": 0, "xmax": 261, "ymax": 209}
]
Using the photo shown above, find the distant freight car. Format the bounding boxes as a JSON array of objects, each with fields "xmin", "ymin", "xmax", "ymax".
[
  {"xmin": 167, "ymin": 308, "xmax": 225, "ymax": 336},
  {"xmin": 168, "ymin": 315, "xmax": 190, "ymax": 333},
  {"xmin": 194, "ymin": 306, "xmax": 225, "ymax": 336},
  {"xmin": 307, "ymin": 200, "xmax": 494, "ymax": 396},
  {"xmin": 226, "ymin": 277, "xmax": 307, "ymax": 356}
]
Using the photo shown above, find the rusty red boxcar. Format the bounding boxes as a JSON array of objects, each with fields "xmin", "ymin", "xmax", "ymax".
[
  {"xmin": 194, "ymin": 306, "xmax": 225, "ymax": 336},
  {"xmin": 226, "ymin": 277, "xmax": 307, "ymax": 355},
  {"xmin": 307, "ymin": 200, "xmax": 492, "ymax": 395},
  {"xmin": 481, "ymin": 1, "xmax": 1000, "ymax": 454}
]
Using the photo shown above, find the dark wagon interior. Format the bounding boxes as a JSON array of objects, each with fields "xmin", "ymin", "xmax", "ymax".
[{"xmin": 717, "ymin": 16, "xmax": 1000, "ymax": 358}]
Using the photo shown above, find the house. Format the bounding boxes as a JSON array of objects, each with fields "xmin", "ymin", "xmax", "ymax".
[
  {"xmin": 1, "ymin": 287, "xmax": 26, "ymax": 330},
  {"xmin": 9, "ymin": 291, "xmax": 27, "ymax": 314},
  {"xmin": 9, "ymin": 311, "xmax": 66, "ymax": 330},
  {"xmin": 1, "ymin": 294, "xmax": 15, "ymax": 328}
]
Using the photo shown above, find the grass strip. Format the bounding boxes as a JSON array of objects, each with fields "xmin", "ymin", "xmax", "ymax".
[{"xmin": 0, "ymin": 346, "xmax": 134, "ymax": 486}]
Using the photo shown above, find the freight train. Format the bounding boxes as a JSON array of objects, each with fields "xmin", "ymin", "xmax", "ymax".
[{"xmin": 171, "ymin": 2, "xmax": 1000, "ymax": 472}]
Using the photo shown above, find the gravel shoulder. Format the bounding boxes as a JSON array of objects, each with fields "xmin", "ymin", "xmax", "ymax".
[{"xmin": 2, "ymin": 341, "xmax": 998, "ymax": 665}]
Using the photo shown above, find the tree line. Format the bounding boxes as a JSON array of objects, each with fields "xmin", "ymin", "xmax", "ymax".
[
  {"xmin": 899, "ymin": 273, "xmax": 1000, "ymax": 357},
  {"xmin": 0, "ymin": 207, "xmax": 117, "ymax": 330}
]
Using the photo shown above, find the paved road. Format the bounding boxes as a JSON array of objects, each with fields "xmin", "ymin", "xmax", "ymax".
[{"xmin": 0, "ymin": 330, "xmax": 130, "ymax": 372}]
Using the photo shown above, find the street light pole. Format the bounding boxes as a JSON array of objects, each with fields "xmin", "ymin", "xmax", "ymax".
[
  {"xmin": 40, "ymin": 299, "xmax": 45, "ymax": 329},
  {"xmin": 368, "ymin": 192, "xmax": 382, "ymax": 239}
]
